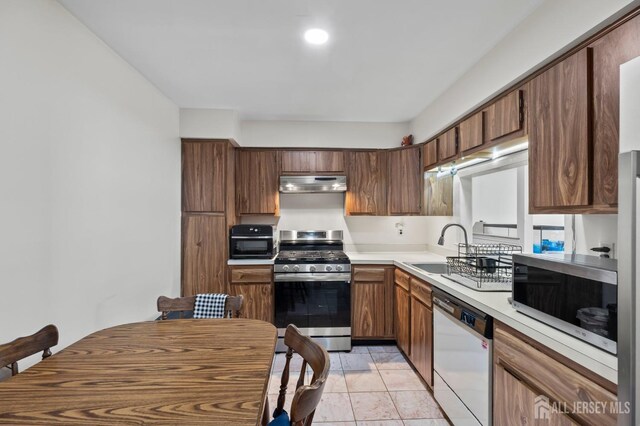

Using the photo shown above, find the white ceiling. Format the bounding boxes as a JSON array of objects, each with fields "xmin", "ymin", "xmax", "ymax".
[{"xmin": 59, "ymin": 0, "xmax": 542, "ymax": 122}]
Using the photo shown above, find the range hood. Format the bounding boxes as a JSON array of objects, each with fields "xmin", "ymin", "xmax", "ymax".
[{"xmin": 279, "ymin": 175, "xmax": 347, "ymax": 193}]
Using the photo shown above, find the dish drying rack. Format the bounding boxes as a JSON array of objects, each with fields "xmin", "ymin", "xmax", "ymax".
[{"xmin": 445, "ymin": 243, "xmax": 523, "ymax": 291}]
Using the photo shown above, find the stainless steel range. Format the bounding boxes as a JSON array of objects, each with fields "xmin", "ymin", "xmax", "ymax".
[{"xmin": 274, "ymin": 230, "xmax": 351, "ymax": 352}]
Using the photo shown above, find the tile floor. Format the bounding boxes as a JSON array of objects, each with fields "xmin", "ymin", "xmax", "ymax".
[{"xmin": 268, "ymin": 345, "xmax": 450, "ymax": 426}]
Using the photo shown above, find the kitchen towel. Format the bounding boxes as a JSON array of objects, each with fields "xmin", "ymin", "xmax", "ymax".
[{"xmin": 193, "ymin": 293, "xmax": 229, "ymax": 318}]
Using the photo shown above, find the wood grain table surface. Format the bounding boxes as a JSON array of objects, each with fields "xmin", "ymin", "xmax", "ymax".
[{"xmin": 0, "ymin": 319, "xmax": 277, "ymax": 425}]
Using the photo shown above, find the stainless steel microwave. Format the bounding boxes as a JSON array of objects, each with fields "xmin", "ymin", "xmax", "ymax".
[
  {"xmin": 229, "ymin": 225, "xmax": 276, "ymax": 259},
  {"xmin": 512, "ymin": 254, "xmax": 617, "ymax": 354}
]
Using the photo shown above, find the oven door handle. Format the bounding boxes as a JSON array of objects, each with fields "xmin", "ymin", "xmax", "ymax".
[{"xmin": 274, "ymin": 273, "xmax": 352, "ymax": 283}]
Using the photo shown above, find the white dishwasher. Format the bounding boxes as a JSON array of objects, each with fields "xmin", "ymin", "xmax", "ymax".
[{"xmin": 433, "ymin": 289, "xmax": 492, "ymax": 426}]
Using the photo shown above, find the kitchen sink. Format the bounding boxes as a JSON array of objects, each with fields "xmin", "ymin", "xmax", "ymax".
[{"xmin": 409, "ymin": 262, "xmax": 450, "ymax": 274}]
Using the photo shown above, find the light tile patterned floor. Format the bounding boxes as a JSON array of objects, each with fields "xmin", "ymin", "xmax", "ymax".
[{"xmin": 268, "ymin": 345, "xmax": 450, "ymax": 426}]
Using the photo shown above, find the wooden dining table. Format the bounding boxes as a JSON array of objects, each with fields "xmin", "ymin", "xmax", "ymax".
[{"xmin": 0, "ymin": 319, "xmax": 277, "ymax": 425}]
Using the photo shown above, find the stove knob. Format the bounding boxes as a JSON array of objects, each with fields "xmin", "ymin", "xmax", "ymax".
[
  {"xmin": 325, "ymin": 265, "xmax": 333, "ymax": 272},
  {"xmin": 293, "ymin": 265, "xmax": 300, "ymax": 272},
  {"xmin": 310, "ymin": 265, "xmax": 317, "ymax": 272},
  {"xmin": 282, "ymin": 265, "xmax": 290, "ymax": 272},
  {"xmin": 336, "ymin": 265, "xmax": 343, "ymax": 271}
]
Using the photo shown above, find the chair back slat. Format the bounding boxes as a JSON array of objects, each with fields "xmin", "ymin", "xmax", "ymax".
[
  {"xmin": 157, "ymin": 295, "xmax": 244, "ymax": 319},
  {"xmin": 271, "ymin": 324, "xmax": 330, "ymax": 426},
  {"xmin": 0, "ymin": 325, "xmax": 59, "ymax": 376}
]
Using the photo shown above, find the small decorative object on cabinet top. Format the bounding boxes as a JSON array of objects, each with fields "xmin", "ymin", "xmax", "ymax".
[{"xmin": 401, "ymin": 134, "xmax": 413, "ymax": 146}]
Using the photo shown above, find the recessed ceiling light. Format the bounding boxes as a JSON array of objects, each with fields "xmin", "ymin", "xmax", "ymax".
[{"xmin": 304, "ymin": 28, "xmax": 329, "ymax": 45}]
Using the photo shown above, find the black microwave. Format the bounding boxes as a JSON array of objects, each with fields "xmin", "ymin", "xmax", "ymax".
[
  {"xmin": 512, "ymin": 254, "xmax": 617, "ymax": 354},
  {"xmin": 229, "ymin": 225, "xmax": 276, "ymax": 259}
]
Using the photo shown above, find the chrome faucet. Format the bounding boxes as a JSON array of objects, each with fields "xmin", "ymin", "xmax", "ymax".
[{"xmin": 437, "ymin": 223, "xmax": 469, "ymax": 248}]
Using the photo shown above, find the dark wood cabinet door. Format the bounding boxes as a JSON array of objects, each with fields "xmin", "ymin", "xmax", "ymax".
[
  {"xmin": 388, "ymin": 146, "xmax": 421, "ymax": 215},
  {"xmin": 394, "ymin": 284, "xmax": 410, "ymax": 356},
  {"xmin": 487, "ymin": 89, "xmax": 523, "ymax": 141},
  {"xmin": 315, "ymin": 151, "xmax": 345, "ymax": 173},
  {"xmin": 423, "ymin": 140, "xmax": 438, "ymax": 169},
  {"xmin": 459, "ymin": 111, "xmax": 484, "ymax": 153},
  {"xmin": 438, "ymin": 128, "xmax": 457, "ymax": 162},
  {"xmin": 236, "ymin": 150, "xmax": 279, "ymax": 215},
  {"xmin": 494, "ymin": 365, "xmax": 578, "ymax": 426},
  {"xmin": 352, "ymin": 282, "xmax": 385, "ymax": 338},
  {"xmin": 410, "ymin": 297, "xmax": 433, "ymax": 387},
  {"xmin": 182, "ymin": 141, "xmax": 226, "ymax": 212},
  {"xmin": 280, "ymin": 151, "xmax": 315, "ymax": 173},
  {"xmin": 346, "ymin": 151, "xmax": 387, "ymax": 215},
  {"xmin": 591, "ymin": 14, "xmax": 640, "ymax": 208},
  {"xmin": 529, "ymin": 49, "xmax": 591, "ymax": 211},
  {"xmin": 229, "ymin": 283, "xmax": 273, "ymax": 323},
  {"xmin": 182, "ymin": 215, "xmax": 227, "ymax": 296}
]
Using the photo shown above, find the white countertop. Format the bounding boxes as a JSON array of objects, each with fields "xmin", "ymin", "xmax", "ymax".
[{"xmin": 229, "ymin": 250, "xmax": 618, "ymax": 384}]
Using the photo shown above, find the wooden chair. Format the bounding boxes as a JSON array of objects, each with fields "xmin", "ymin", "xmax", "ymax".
[
  {"xmin": 157, "ymin": 295, "xmax": 244, "ymax": 319},
  {"xmin": 0, "ymin": 324, "xmax": 59, "ymax": 377},
  {"xmin": 263, "ymin": 324, "xmax": 330, "ymax": 426}
]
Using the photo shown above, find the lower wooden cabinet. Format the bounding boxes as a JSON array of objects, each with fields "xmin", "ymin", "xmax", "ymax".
[
  {"xmin": 352, "ymin": 266, "xmax": 394, "ymax": 339},
  {"xmin": 493, "ymin": 322, "xmax": 617, "ymax": 426},
  {"xmin": 409, "ymin": 295, "xmax": 433, "ymax": 387},
  {"xmin": 394, "ymin": 269, "xmax": 411, "ymax": 356},
  {"xmin": 228, "ymin": 266, "xmax": 273, "ymax": 323},
  {"xmin": 182, "ymin": 214, "xmax": 227, "ymax": 296}
]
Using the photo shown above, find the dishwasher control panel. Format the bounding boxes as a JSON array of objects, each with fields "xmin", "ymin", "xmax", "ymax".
[{"xmin": 433, "ymin": 290, "xmax": 492, "ymax": 338}]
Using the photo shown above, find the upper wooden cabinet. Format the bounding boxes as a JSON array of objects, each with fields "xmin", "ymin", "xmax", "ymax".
[
  {"xmin": 529, "ymin": 49, "xmax": 591, "ymax": 212},
  {"xmin": 423, "ymin": 139, "xmax": 438, "ymax": 170},
  {"xmin": 280, "ymin": 150, "xmax": 345, "ymax": 174},
  {"xmin": 438, "ymin": 128, "xmax": 457, "ymax": 162},
  {"xmin": 590, "ymin": 14, "xmax": 640, "ymax": 208},
  {"xmin": 182, "ymin": 141, "xmax": 226, "ymax": 213},
  {"xmin": 387, "ymin": 146, "xmax": 422, "ymax": 215},
  {"xmin": 459, "ymin": 111, "xmax": 485, "ymax": 153},
  {"xmin": 346, "ymin": 151, "xmax": 387, "ymax": 215},
  {"xmin": 487, "ymin": 89, "xmax": 523, "ymax": 141},
  {"xmin": 351, "ymin": 266, "xmax": 394, "ymax": 339},
  {"xmin": 236, "ymin": 150, "xmax": 279, "ymax": 215}
]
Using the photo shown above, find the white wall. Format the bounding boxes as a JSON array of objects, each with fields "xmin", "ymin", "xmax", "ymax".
[
  {"xmin": 620, "ymin": 56, "xmax": 640, "ymax": 153},
  {"xmin": 180, "ymin": 108, "xmax": 240, "ymax": 140},
  {"xmin": 410, "ymin": 0, "xmax": 635, "ymax": 142},
  {"xmin": 240, "ymin": 120, "xmax": 410, "ymax": 148},
  {"xmin": 472, "ymin": 169, "xmax": 518, "ymax": 224},
  {"xmin": 0, "ymin": 0, "xmax": 180, "ymax": 368}
]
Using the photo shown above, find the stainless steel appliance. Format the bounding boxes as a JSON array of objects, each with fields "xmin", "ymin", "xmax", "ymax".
[
  {"xmin": 229, "ymin": 225, "xmax": 276, "ymax": 259},
  {"xmin": 433, "ymin": 289, "xmax": 493, "ymax": 426},
  {"xmin": 618, "ymin": 150, "xmax": 639, "ymax": 424},
  {"xmin": 279, "ymin": 175, "xmax": 347, "ymax": 193},
  {"xmin": 274, "ymin": 230, "xmax": 351, "ymax": 352},
  {"xmin": 511, "ymin": 253, "xmax": 618, "ymax": 354}
]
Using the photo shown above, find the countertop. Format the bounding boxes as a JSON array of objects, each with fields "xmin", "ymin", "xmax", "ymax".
[{"xmin": 228, "ymin": 250, "xmax": 618, "ymax": 384}]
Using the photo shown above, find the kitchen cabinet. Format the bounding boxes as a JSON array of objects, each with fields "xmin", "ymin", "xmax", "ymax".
[
  {"xmin": 182, "ymin": 215, "xmax": 227, "ymax": 296},
  {"xmin": 486, "ymin": 89, "xmax": 524, "ymax": 142},
  {"xmin": 236, "ymin": 150, "xmax": 279, "ymax": 215},
  {"xmin": 387, "ymin": 146, "xmax": 422, "ymax": 215},
  {"xmin": 394, "ymin": 269, "xmax": 411, "ymax": 356},
  {"xmin": 458, "ymin": 111, "xmax": 485, "ymax": 153},
  {"xmin": 438, "ymin": 127, "xmax": 457, "ymax": 162},
  {"xmin": 352, "ymin": 266, "xmax": 394, "ymax": 339},
  {"xmin": 409, "ymin": 277, "xmax": 433, "ymax": 387},
  {"xmin": 590, "ymin": 14, "xmax": 640, "ymax": 208},
  {"xmin": 423, "ymin": 174, "xmax": 453, "ymax": 216},
  {"xmin": 182, "ymin": 141, "xmax": 226, "ymax": 213},
  {"xmin": 529, "ymin": 49, "xmax": 591, "ymax": 212},
  {"xmin": 493, "ymin": 323, "xmax": 617, "ymax": 426},
  {"xmin": 423, "ymin": 139, "xmax": 438, "ymax": 170},
  {"xmin": 228, "ymin": 265, "xmax": 274, "ymax": 323},
  {"xmin": 280, "ymin": 150, "xmax": 345, "ymax": 174},
  {"xmin": 181, "ymin": 139, "xmax": 236, "ymax": 297},
  {"xmin": 345, "ymin": 151, "xmax": 387, "ymax": 216}
]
